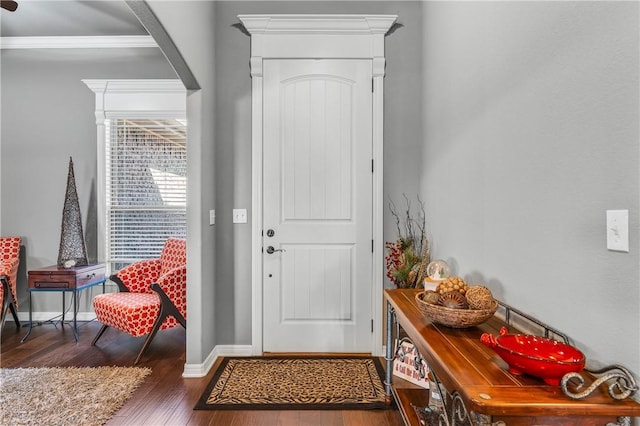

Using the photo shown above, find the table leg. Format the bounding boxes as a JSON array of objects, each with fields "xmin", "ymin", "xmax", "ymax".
[
  {"xmin": 72, "ymin": 290, "xmax": 78, "ymax": 342},
  {"xmin": 20, "ymin": 291, "xmax": 33, "ymax": 343},
  {"xmin": 385, "ymin": 302, "xmax": 394, "ymax": 405},
  {"xmin": 62, "ymin": 292, "xmax": 65, "ymax": 323}
]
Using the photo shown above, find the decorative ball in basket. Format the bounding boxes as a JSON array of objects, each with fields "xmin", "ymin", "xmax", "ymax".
[{"xmin": 415, "ymin": 277, "xmax": 498, "ymax": 328}]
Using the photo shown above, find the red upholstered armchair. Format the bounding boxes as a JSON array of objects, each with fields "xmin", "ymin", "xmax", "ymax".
[
  {"xmin": 92, "ymin": 238, "xmax": 186, "ymax": 364},
  {"xmin": 1, "ymin": 236, "xmax": 21, "ymax": 331}
]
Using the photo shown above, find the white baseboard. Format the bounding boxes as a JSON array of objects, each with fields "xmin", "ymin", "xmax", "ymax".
[
  {"xmin": 182, "ymin": 344, "xmax": 387, "ymax": 378},
  {"xmin": 5, "ymin": 318, "xmax": 386, "ymax": 380},
  {"xmin": 6, "ymin": 313, "xmax": 253, "ymax": 380},
  {"xmin": 182, "ymin": 344, "xmax": 252, "ymax": 378}
]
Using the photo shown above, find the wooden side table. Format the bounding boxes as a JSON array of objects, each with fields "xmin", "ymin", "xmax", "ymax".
[{"xmin": 21, "ymin": 263, "xmax": 106, "ymax": 342}]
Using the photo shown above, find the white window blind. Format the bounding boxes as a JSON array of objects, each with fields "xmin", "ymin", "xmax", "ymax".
[{"xmin": 105, "ymin": 118, "xmax": 187, "ymax": 270}]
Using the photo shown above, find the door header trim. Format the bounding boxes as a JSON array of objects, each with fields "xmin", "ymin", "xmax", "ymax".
[
  {"xmin": 238, "ymin": 14, "xmax": 397, "ymax": 35},
  {"xmin": 239, "ymin": 14, "xmax": 398, "ymax": 62}
]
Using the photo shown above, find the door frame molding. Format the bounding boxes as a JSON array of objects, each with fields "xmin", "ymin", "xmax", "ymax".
[{"xmin": 238, "ymin": 14, "xmax": 397, "ymax": 356}]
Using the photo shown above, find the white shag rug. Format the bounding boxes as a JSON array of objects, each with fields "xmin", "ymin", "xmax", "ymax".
[{"xmin": 0, "ymin": 366, "xmax": 151, "ymax": 425}]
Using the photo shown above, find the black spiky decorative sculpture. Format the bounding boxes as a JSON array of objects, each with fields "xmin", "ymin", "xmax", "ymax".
[{"xmin": 57, "ymin": 157, "xmax": 88, "ymax": 268}]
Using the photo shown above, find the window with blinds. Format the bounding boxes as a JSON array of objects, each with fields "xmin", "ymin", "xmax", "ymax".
[{"xmin": 105, "ymin": 118, "xmax": 187, "ymax": 271}]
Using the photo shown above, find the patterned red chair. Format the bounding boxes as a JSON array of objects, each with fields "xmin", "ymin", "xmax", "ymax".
[
  {"xmin": 92, "ymin": 238, "xmax": 186, "ymax": 364},
  {"xmin": 1, "ymin": 236, "xmax": 21, "ymax": 332}
]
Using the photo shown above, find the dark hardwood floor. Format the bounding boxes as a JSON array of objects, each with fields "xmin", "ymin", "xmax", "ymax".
[{"xmin": 1, "ymin": 320, "xmax": 404, "ymax": 426}]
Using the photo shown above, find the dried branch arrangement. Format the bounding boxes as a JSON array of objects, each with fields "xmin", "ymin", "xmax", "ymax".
[{"xmin": 385, "ymin": 195, "xmax": 430, "ymax": 288}]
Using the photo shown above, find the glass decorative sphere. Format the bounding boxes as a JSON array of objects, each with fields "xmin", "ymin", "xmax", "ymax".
[{"xmin": 426, "ymin": 260, "xmax": 450, "ymax": 281}]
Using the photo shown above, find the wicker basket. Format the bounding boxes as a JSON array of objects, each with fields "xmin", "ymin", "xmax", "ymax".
[{"xmin": 415, "ymin": 291, "xmax": 498, "ymax": 328}]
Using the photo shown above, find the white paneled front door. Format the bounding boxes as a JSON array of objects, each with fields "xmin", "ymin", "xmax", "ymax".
[{"xmin": 262, "ymin": 59, "xmax": 373, "ymax": 352}]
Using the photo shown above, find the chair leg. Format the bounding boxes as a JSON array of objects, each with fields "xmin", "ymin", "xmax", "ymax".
[
  {"xmin": 0, "ymin": 301, "xmax": 6, "ymax": 331},
  {"xmin": 0, "ymin": 293, "xmax": 7, "ymax": 331},
  {"xmin": 8, "ymin": 302, "xmax": 20, "ymax": 329},
  {"xmin": 1, "ymin": 276, "xmax": 19, "ymax": 332},
  {"xmin": 134, "ymin": 313, "xmax": 165, "ymax": 365},
  {"xmin": 92, "ymin": 324, "xmax": 109, "ymax": 346},
  {"xmin": 134, "ymin": 284, "xmax": 187, "ymax": 364}
]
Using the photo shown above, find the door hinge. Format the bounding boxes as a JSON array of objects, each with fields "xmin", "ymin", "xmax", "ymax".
[
  {"xmin": 371, "ymin": 239, "xmax": 374, "ymax": 253},
  {"xmin": 371, "ymin": 159, "xmax": 374, "ymax": 173},
  {"xmin": 371, "ymin": 78, "xmax": 374, "ymax": 93},
  {"xmin": 371, "ymin": 319, "xmax": 374, "ymax": 333}
]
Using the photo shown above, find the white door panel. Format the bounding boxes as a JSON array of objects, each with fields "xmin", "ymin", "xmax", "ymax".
[
  {"xmin": 263, "ymin": 59, "xmax": 372, "ymax": 352},
  {"xmin": 281, "ymin": 245, "xmax": 353, "ymax": 321}
]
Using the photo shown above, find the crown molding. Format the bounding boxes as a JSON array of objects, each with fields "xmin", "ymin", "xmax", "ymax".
[
  {"xmin": 83, "ymin": 79, "xmax": 185, "ymax": 94},
  {"xmin": 238, "ymin": 14, "xmax": 398, "ymax": 35},
  {"xmin": 0, "ymin": 35, "xmax": 157, "ymax": 50}
]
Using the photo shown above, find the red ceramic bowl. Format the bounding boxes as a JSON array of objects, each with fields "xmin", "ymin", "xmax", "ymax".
[{"xmin": 481, "ymin": 327, "xmax": 585, "ymax": 385}]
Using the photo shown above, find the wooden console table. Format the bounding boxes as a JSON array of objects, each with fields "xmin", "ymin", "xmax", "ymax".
[{"xmin": 384, "ymin": 288, "xmax": 640, "ymax": 426}]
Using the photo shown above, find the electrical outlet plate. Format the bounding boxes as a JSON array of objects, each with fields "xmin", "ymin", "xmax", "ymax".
[
  {"xmin": 233, "ymin": 208, "xmax": 248, "ymax": 224},
  {"xmin": 606, "ymin": 210, "xmax": 629, "ymax": 252}
]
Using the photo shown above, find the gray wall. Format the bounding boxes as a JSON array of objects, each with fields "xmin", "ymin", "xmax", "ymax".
[
  {"xmin": 0, "ymin": 47, "xmax": 176, "ymax": 313},
  {"xmin": 210, "ymin": 1, "xmax": 425, "ymax": 345},
  {"xmin": 421, "ymin": 1, "xmax": 639, "ymax": 378},
  {"xmin": 3, "ymin": 0, "xmax": 638, "ymax": 388}
]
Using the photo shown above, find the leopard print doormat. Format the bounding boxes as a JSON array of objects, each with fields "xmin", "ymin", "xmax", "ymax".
[{"xmin": 194, "ymin": 356, "xmax": 389, "ymax": 410}]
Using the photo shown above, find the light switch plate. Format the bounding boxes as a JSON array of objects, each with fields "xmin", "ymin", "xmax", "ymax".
[
  {"xmin": 209, "ymin": 209, "xmax": 215, "ymax": 225},
  {"xmin": 233, "ymin": 209, "xmax": 248, "ymax": 224},
  {"xmin": 606, "ymin": 210, "xmax": 629, "ymax": 252}
]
